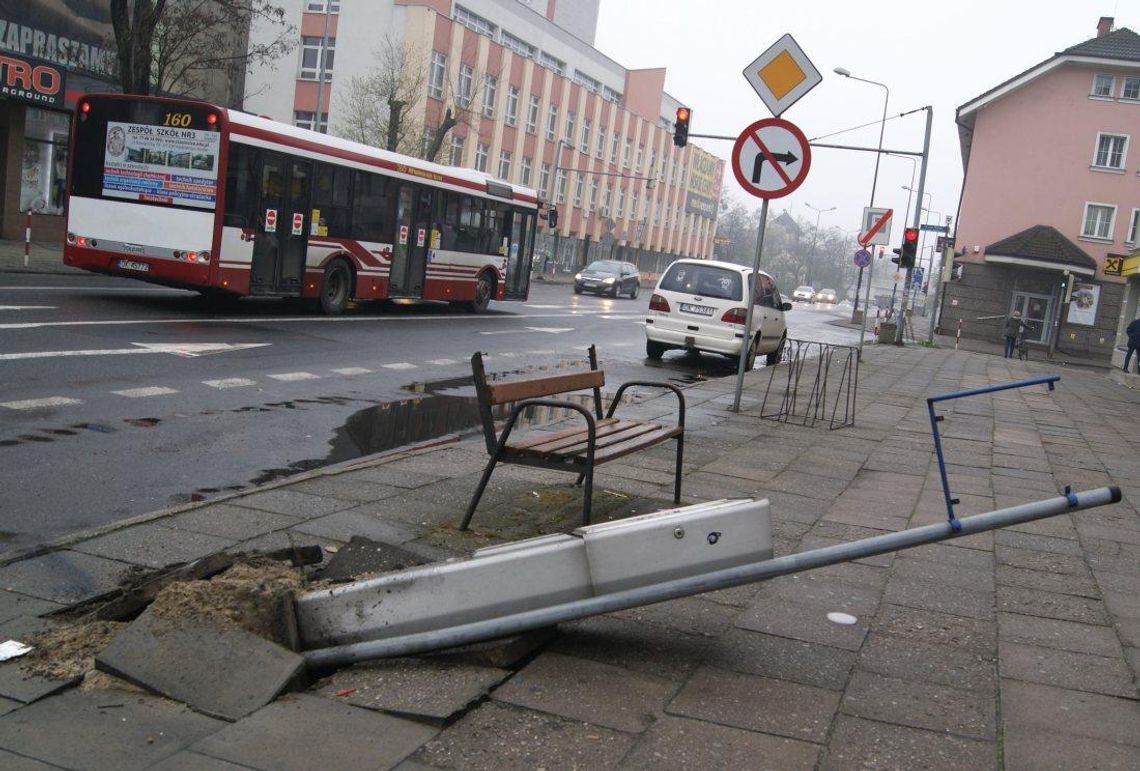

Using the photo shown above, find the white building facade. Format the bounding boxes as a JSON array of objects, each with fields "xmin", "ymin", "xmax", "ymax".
[{"xmin": 243, "ymin": 0, "xmax": 724, "ymax": 274}]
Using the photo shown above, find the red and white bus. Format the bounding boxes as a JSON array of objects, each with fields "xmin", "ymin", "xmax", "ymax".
[{"xmin": 63, "ymin": 93, "xmax": 539, "ymax": 313}]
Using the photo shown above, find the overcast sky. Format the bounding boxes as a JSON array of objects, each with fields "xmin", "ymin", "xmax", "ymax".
[{"xmin": 595, "ymin": 0, "xmax": 1138, "ymax": 250}]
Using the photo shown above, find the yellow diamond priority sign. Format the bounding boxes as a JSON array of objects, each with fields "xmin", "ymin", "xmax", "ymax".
[{"xmin": 743, "ymin": 34, "xmax": 822, "ymax": 117}]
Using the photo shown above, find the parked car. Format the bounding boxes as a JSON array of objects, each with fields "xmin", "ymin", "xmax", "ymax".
[
  {"xmin": 573, "ymin": 260, "xmax": 641, "ymax": 298},
  {"xmin": 792, "ymin": 285, "xmax": 816, "ymax": 303},
  {"xmin": 645, "ymin": 259, "xmax": 790, "ymax": 369},
  {"xmin": 816, "ymin": 288, "xmax": 838, "ymax": 304}
]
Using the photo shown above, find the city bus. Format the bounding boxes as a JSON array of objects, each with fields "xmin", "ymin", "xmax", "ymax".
[{"xmin": 63, "ymin": 93, "xmax": 539, "ymax": 313}]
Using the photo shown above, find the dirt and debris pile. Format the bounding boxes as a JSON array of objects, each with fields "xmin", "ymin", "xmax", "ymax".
[{"xmin": 21, "ymin": 621, "xmax": 125, "ymax": 681}]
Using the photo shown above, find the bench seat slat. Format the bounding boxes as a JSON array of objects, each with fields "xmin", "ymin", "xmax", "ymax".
[
  {"xmin": 507, "ymin": 420, "xmax": 647, "ymax": 455},
  {"xmin": 504, "ymin": 418, "xmax": 622, "ymax": 451},
  {"xmin": 485, "ymin": 371, "xmax": 605, "ymax": 405},
  {"xmin": 529, "ymin": 422, "xmax": 663, "ymax": 457}
]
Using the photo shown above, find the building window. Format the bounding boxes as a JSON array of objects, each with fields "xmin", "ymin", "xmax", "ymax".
[
  {"xmin": 505, "ymin": 86, "xmax": 519, "ymax": 126},
  {"xmin": 482, "ymin": 75, "xmax": 497, "ymax": 119},
  {"xmin": 497, "ymin": 150, "xmax": 512, "ymax": 180},
  {"xmin": 588, "ymin": 179, "xmax": 598, "ymax": 212},
  {"xmin": 454, "ymin": 5, "xmax": 495, "ymax": 37},
  {"xmin": 630, "ymin": 191, "xmax": 639, "ymax": 220},
  {"xmin": 572, "ymin": 71, "xmax": 601, "ymax": 93},
  {"xmin": 580, "ymin": 118, "xmax": 591, "ymax": 153},
  {"xmin": 1092, "ymin": 73, "xmax": 1115, "ymax": 98},
  {"xmin": 306, "ymin": 1, "xmax": 339, "ymax": 12},
  {"xmin": 616, "ymin": 187, "xmax": 625, "ymax": 218},
  {"xmin": 421, "ymin": 128, "xmax": 434, "ymax": 157},
  {"xmin": 501, "ymin": 30, "xmax": 536, "ymax": 59},
  {"xmin": 428, "ymin": 52, "xmax": 446, "ymax": 100},
  {"xmin": 299, "ymin": 36, "xmax": 335, "ymax": 81},
  {"xmin": 1081, "ymin": 202, "xmax": 1116, "ymax": 240},
  {"xmin": 610, "ymin": 131, "xmax": 619, "ymax": 164},
  {"xmin": 573, "ymin": 174, "xmax": 584, "ymax": 208},
  {"xmin": 602, "ymin": 86, "xmax": 622, "ymax": 105},
  {"xmin": 546, "ymin": 105, "xmax": 557, "ymax": 141},
  {"xmin": 294, "ymin": 110, "xmax": 328, "ymax": 132},
  {"xmin": 1128, "ymin": 208, "xmax": 1140, "ymax": 244},
  {"xmin": 635, "ymin": 145, "xmax": 644, "ymax": 172},
  {"xmin": 622, "ymin": 140, "xmax": 630, "ymax": 168},
  {"xmin": 520, "ymin": 156, "xmax": 532, "ymax": 186},
  {"xmin": 556, "ymin": 169, "xmax": 567, "ymax": 203},
  {"xmin": 526, "ymin": 95, "xmax": 539, "ymax": 134},
  {"xmin": 596, "ymin": 126, "xmax": 605, "ymax": 158},
  {"xmin": 449, "ymin": 134, "xmax": 465, "ymax": 166},
  {"xmin": 1093, "ymin": 133, "xmax": 1128, "ymax": 170},
  {"xmin": 565, "ymin": 110, "xmax": 575, "ymax": 141},
  {"xmin": 1123, "ymin": 77, "xmax": 1140, "ymax": 101},
  {"xmin": 475, "ymin": 142, "xmax": 488, "ymax": 173},
  {"xmin": 538, "ymin": 51, "xmax": 565, "ymax": 76},
  {"xmin": 457, "ymin": 64, "xmax": 473, "ymax": 108},
  {"xmin": 539, "ymin": 163, "xmax": 551, "ymax": 196}
]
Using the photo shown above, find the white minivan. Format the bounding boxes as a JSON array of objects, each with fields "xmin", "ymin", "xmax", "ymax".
[{"xmin": 644, "ymin": 259, "xmax": 791, "ymax": 369}]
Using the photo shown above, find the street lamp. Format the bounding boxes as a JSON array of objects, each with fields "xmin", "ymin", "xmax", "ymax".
[
  {"xmin": 835, "ymin": 67, "xmax": 889, "ymax": 329},
  {"xmin": 804, "ymin": 203, "xmax": 836, "ymax": 287}
]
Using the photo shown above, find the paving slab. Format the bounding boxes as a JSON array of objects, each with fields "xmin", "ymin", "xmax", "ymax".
[
  {"xmin": 312, "ymin": 658, "xmax": 509, "ymax": 723},
  {"xmin": 997, "ymin": 612, "xmax": 1124, "ymax": 658},
  {"xmin": 881, "ymin": 576, "xmax": 995, "ymax": 621},
  {"xmin": 72, "ymin": 524, "xmax": 235, "ymax": 569},
  {"xmin": 229, "ymin": 489, "xmax": 359, "ymax": 518},
  {"xmin": 999, "ymin": 679, "xmax": 1140, "ymax": 746},
  {"xmin": 998, "ymin": 641, "xmax": 1136, "ymax": 698},
  {"xmin": 870, "ymin": 603, "xmax": 996, "ymax": 654},
  {"xmin": 704, "ymin": 627, "xmax": 855, "ymax": 691},
  {"xmin": 548, "ymin": 614, "xmax": 711, "ymax": 682},
  {"xmin": 0, "ymin": 689, "xmax": 223, "ymax": 770},
  {"xmin": 609, "ymin": 595, "xmax": 739, "ymax": 638},
  {"xmin": 890, "ymin": 555, "xmax": 996, "ymax": 592},
  {"xmin": 1001, "ymin": 727, "xmax": 1138, "ymax": 771},
  {"xmin": 858, "ymin": 633, "xmax": 997, "ymax": 696},
  {"xmin": 821, "ymin": 714, "xmax": 997, "ymax": 771},
  {"xmin": 316, "ymin": 536, "xmax": 433, "ymax": 582},
  {"xmin": 621, "ymin": 714, "xmax": 820, "ymax": 770},
  {"xmin": 0, "ymin": 659, "xmax": 78, "ymax": 704},
  {"xmin": 493, "ymin": 651, "xmax": 674, "ymax": 733},
  {"xmin": 0, "ymin": 591, "xmax": 63, "ymax": 625},
  {"xmin": 0, "ymin": 748, "xmax": 57, "ymax": 770},
  {"xmin": 995, "ymin": 563, "xmax": 1100, "ymax": 597},
  {"xmin": 840, "ymin": 669, "xmax": 996, "ymax": 740},
  {"xmin": 162, "ymin": 505, "xmax": 303, "ymax": 541},
  {"xmin": 96, "ymin": 609, "xmax": 304, "ymax": 721},
  {"xmin": 292, "ymin": 509, "xmax": 424, "ymax": 546},
  {"xmin": 148, "ymin": 752, "xmax": 255, "ymax": 770},
  {"xmin": 0, "ymin": 550, "xmax": 131, "ymax": 604},
  {"xmin": 995, "ymin": 585, "xmax": 1111, "ymax": 625},
  {"xmin": 735, "ymin": 595, "xmax": 869, "ymax": 651},
  {"xmin": 191, "ymin": 693, "xmax": 437, "ymax": 771},
  {"xmin": 409, "ymin": 700, "xmax": 634, "ymax": 770},
  {"xmin": 666, "ymin": 665, "xmax": 839, "ymax": 743},
  {"xmin": 758, "ymin": 573, "xmax": 882, "ymax": 617}
]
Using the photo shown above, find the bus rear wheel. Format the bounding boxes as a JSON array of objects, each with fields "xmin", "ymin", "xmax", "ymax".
[
  {"xmin": 320, "ymin": 260, "xmax": 353, "ymax": 315},
  {"xmin": 468, "ymin": 271, "xmax": 494, "ymax": 313}
]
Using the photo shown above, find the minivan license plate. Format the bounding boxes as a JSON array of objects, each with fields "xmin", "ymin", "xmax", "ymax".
[
  {"xmin": 679, "ymin": 303, "xmax": 713, "ymax": 316},
  {"xmin": 117, "ymin": 259, "xmax": 149, "ymax": 272}
]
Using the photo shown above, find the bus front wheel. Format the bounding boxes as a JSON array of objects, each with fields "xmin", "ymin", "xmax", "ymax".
[
  {"xmin": 468, "ymin": 271, "xmax": 494, "ymax": 313},
  {"xmin": 320, "ymin": 260, "xmax": 353, "ymax": 315}
]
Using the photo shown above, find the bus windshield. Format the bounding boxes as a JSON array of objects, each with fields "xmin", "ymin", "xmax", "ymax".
[{"xmin": 70, "ymin": 98, "xmax": 222, "ymax": 211}]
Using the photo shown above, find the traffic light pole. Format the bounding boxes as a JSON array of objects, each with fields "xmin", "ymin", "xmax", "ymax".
[{"xmin": 896, "ymin": 107, "xmax": 932, "ymax": 346}]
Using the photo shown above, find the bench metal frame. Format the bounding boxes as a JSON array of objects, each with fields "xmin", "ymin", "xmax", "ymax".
[{"xmin": 460, "ymin": 345, "xmax": 685, "ymax": 530}]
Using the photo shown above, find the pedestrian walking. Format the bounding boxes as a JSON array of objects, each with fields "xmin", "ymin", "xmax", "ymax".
[
  {"xmin": 1003, "ymin": 310, "xmax": 1026, "ymax": 358},
  {"xmin": 1123, "ymin": 317, "xmax": 1140, "ymax": 373}
]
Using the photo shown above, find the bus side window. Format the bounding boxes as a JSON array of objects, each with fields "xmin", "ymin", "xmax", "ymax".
[
  {"xmin": 456, "ymin": 196, "xmax": 484, "ymax": 252},
  {"xmin": 484, "ymin": 203, "xmax": 510, "ymax": 255},
  {"xmin": 313, "ymin": 163, "xmax": 351, "ymax": 236},
  {"xmin": 224, "ymin": 143, "xmax": 256, "ymax": 228},
  {"xmin": 350, "ymin": 171, "xmax": 392, "ymax": 242},
  {"xmin": 438, "ymin": 192, "xmax": 460, "ymax": 251}
]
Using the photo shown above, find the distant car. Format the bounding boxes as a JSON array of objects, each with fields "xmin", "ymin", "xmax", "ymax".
[
  {"xmin": 816, "ymin": 288, "xmax": 838, "ymax": 304},
  {"xmin": 792, "ymin": 285, "xmax": 816, "ymax": 303},
  {"xmin": 645, "ymin": 259, "xmax": 790, "ymax": 369},
  {"xmin": 573, "ymin": 260, "xmax": 641, "ymax": 298}
]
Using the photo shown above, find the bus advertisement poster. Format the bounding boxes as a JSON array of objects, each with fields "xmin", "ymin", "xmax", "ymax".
[{"xmin": 101, "ymin": 121, "xmax": 221, "ymax": 209}]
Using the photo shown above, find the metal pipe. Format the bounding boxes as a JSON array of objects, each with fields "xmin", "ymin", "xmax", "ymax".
[{"xmin": 303, "ymin": 486, "xmax": 1121, "ymax": 667}]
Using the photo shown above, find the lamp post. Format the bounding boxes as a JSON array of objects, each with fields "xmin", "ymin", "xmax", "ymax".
[
  {"xmin": 903, "ymin": 186, "xmax": 931, "ymax": 227},
  {"xmin": 804, "ymin": 203, "xmax": 835, "ymax": 287},
  {"xmin": 835, "ymin": 67, "xmax": 888, "ymax": 346}
]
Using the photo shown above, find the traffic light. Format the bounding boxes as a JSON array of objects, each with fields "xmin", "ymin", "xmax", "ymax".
[
  {"xmin": 673, "ymin": 106, "xmax": 691, "ymax": 147},
  {"xmin": 547, "ymin": 207, "xmax": 558, "ymax": 229},
  {"xmin": 900, "ymin": 227, "xmax": 918, "ymax": 268}
]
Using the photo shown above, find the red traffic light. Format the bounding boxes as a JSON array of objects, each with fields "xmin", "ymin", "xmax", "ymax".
[
  {"xmin": 673, "ymin": 107, "xmax": 691, "ymax": 147},
  {"xmin": 676, "ymin": 107, "xmax": 690, "ymax": 122},
  {"xmin": 903, "ymin": 227, "xmax": 919, "ymax": 243}
]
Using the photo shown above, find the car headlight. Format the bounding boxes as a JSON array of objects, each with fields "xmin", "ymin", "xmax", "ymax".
[
  {"xmin": 574, "ymin": 273, "xmax": 583, "ymax": 281},
  {"xmin": 603, "ymin": 277, "xmax": 616, "ymax": 284}
]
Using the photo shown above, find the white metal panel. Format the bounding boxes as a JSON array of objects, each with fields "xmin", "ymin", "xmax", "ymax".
[{"xmin": 68, "ymin": 196, "xmax": 215, "ymax": 250}]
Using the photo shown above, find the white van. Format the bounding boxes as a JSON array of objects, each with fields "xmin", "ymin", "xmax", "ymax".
[{"xmin": 644, "ymin": 259, "xmax": 790, "ymax": 369}]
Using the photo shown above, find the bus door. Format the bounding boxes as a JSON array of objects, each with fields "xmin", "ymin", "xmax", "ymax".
[
  {"xmin": 391, "ymin": 184, "xmax": 432, "ymax": 298},
  {"xmin": 502, "ymin": 207, "xmax": 534, "ymax": 300},
  {"xmin": 251, "ymin": 153, "xmax": 311, "ymax": 295}
]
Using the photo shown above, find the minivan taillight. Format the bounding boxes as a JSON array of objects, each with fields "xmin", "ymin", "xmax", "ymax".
[
  {"xmin": 721, "ymin": 307, "xmax": 748, "ymax": 324},
  {"xmin": 649, "ymin": 293, "xmax": 670, "ymax": 312}
]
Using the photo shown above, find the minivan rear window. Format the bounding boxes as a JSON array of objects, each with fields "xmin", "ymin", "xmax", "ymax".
[{"xmin": 659, "ymin": 264, "xmax": 742, "ymax": 300}]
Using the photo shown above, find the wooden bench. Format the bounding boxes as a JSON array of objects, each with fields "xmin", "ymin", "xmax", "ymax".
[{"xmin": 460, "ymin": 345, "xmax": 685, "ymax": 530}]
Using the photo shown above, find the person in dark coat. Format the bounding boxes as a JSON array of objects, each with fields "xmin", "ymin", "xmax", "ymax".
[
  {"xmin": 1124, "ymin": 317, "xmax": 1140, "ymax": 373},
  {"xmin": 1003, "ymin": 311, "xmax": 1026, "ymax": 358}
]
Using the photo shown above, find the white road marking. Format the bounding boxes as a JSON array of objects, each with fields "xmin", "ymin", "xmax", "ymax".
[
  {"xmin": 0, "ymin": 311, "xmax": 623, "ymax": 330},
  {"xmin": 0, "ymin": 342, "xmax": 270, "ymax": 361},
  {"xmin": 425, "ymin": 359, "xmax": 457, "ymax": 366},
  {"xmin": 203, "ymin": 378, "xmax": 257, "ymax": 389},
  {"xmin": 0, "ymin": 396, "xmax": 82, "ymax": 410},
  {"xmin": 268, "ymin": 372, "xmax": 320, "ymax": 381},
  {"xmin": 480, "ymin": 326, "xmax": 575, "ymax": 336},
  {"xmin": 0, "ymin": 306, "xmax": 56, "ymax": 310},
  {"xmin": 112, "ymin": 386, "xmax": 178, "ymax": 398},
  {"xmin": 331, "ymin": 367, "xmax": 373, "ymax": 375},
  {"xmin": 381, "ymin": 362, "xmax": 417, "ymax": 370}
]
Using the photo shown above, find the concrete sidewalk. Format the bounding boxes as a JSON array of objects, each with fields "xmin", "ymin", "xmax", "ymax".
[{"xmin": 0, "ymin": 339, "xmax": 1136, "ymax": 769}]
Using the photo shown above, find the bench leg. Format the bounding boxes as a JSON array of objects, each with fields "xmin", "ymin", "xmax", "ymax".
[
  {"xmin": 673, "ymin": 434, "xmax": 684, "ymax": 504},
  {"xmin": 460, "ymin": 456, "xmax": 500, "ymax": 531},
  {"xmin": 582, "ymin": 463, "xmax": 595, "ymax": 526}
]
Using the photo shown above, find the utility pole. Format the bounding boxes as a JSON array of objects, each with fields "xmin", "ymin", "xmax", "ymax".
[
  {"xmin": 896, "ymin": 106, "xmax": 932, "ymax": 345},
  {"xmin": 927, "ymin": 216, "xmax": 953, "ymax": 345}
]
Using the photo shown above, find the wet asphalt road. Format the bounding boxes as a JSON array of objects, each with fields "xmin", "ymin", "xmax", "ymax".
[{"xmin": 0, "ymin": 274, "xmax": 860, "ymax": 552}]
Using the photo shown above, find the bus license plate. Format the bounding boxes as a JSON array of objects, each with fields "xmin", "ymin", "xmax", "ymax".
[
  {"xmin": 117, "ymin": 259, "xmax": 149, "ymax": 272},
  {"xmin": 680, "ymin": 303, "xmax": 713, "ymax": 316}
]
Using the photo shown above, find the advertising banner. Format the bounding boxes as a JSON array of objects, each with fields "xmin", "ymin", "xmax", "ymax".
[
  {"xmin": 0, "ymin": 50, "xmax": 65, "ymax": 106},
  {"xmin": 1066, "ymin": 282, "xmax": 1100, "ymax": 326},
  {"xmin": 685, "ymin": 146, "xmax": 723, "ymax": 220},
  {"xmin": 101, "ymin": 122, "xmax": 221, "ymax": 209}
]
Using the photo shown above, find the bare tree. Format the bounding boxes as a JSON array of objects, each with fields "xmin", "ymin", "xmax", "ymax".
[
  {"xmin": 335, "ymin": 36, "xmax": 427, "ymax": 155},
  {"xmin": 110, "ymin": 0, "xmax": 294, "ymax": 100},
  {"xmin": 422, "ymin": 47, "xmax": 501, "ymax": 164}
]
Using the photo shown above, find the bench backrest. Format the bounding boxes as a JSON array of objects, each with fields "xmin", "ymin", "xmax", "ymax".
[{"xmin": 471, "ymin": 345, "xmax": 605, "ymax": 453}]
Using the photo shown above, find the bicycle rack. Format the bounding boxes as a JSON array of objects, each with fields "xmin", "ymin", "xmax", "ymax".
[{"xmin": 758, "ymin": 339, "xmax": 858, "ymax": 429}]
